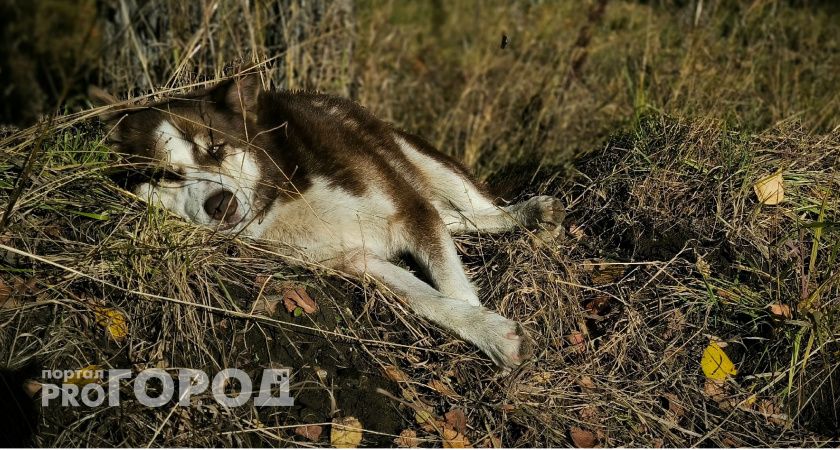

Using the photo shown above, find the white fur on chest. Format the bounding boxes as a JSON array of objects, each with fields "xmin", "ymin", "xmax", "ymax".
[{"xmin": 250, "ymin": 177, "xmax": 399, "ymax": 264}]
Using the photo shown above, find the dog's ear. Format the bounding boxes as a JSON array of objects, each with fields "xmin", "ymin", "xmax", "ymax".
[
  {"xmin": 219, "ymin": 71, "xmax": 264, "ymax": 117},
  {"xmin": 88, "ymin": 86, "xmax": 123, "ymax": 122}
]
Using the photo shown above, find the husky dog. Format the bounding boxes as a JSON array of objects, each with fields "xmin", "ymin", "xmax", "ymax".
[{"xmin": 90, "ymin": 71, "xmax": 564, "ymax": 369}]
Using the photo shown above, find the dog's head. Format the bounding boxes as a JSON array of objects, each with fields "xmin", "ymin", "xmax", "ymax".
[{"xmin": 92, "ymin": 74, "xmax": 277, "ymax": 233}]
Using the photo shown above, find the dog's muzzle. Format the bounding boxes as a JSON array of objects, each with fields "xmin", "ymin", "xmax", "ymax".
[{"xmin": 204, "ymin": 189, "xmax": 239, "ymax": 222}]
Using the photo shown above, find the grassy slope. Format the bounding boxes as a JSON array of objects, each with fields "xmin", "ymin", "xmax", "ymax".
[{"xmin": 1, "ymin": 0, "xmax": 838, "ymax": 447}]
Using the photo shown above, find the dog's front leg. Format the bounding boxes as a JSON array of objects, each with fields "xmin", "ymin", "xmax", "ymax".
[{"xmin": 342, "ymin": 253, "xmax": 530, "ymax": 369}]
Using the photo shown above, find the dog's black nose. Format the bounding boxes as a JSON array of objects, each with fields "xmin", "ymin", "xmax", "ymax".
[{"xmin": 204, "ymin": 190, "xmax": 238, "ymax": 221}]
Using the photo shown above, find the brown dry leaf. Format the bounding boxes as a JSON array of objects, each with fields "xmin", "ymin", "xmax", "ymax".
[
  {"xmin": 721, "ymin": 435, "xmax": 741, "ymax": 447},
  {"xmin": 662, "ymin": 393, "xmax": 684, "ymax": 418},
  {"xmin": 567, "ymin": 331, "xmax": 586, "ymax": 354},
  {"xmin": 395, "ymin": 429, "xmax": 420, "ymax": 448},
  {"xmin": 585, "ymin": 294, "xmax": 611, "ymax": 317},
  {"xmin": 0, "ymin": 277, "xmax": 10, "ymax": 301},
  {"xmin": 703, "ymin": 379, "xmax": 728, "ymax": 406},
  {"xmin": 1, "ymin": 277, "xmax": 24, "ymax": 309},
  {"xmin": 294, "ymin": 424, "xmax": 323, "ymax": 442},
  {"xmin": 255, "ymin": 274, "xmax": 271, "ymax": 287},
  {"xmin": 444, "ymin": 408, "xmax": 467, "ymax": 434},
  {"xmin": 757, "ymin": 400, "xmax": 791, "ymax": 427},
  {"xmin": 442, "ymin": 425, "xmax": 470, "ymax": 448},
  {"xmin": 331, "ymin": 417, "xmax": 363, "ymax": 448},
  {"xmin": 754, "ymin": 172, "xmax": 785, "ymax": 205},
  {"xmin": 768, "ymin": 304, "xmax": 792, "ymax": 319},
  {"xmin": 570, "ymin": 426, "xmax": 597, "ymax": 448},
  {"xmin": 429, "ymin": 379, "xmax": 460, "ymax": 399},
  {"xmin": 283, "ymin": 287, "xmax": 318, "ymax": 314},
  {"xmin": 579, "ymin": 405, "xmax": 599, "ymax": 422},
  {"xmin": 383, "ymin": 365, "xmax": 409, "ymax": 383},
  {"xmin": 577, "ymin": 376, "xmax": 596, "ymax": 390}
]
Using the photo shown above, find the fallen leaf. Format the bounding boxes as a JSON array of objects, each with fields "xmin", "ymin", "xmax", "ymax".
[
  {"xmin": 703, "ymin": 379, "xmax": 727, "ymax": 403},
  {"xmin": 331, "ymin": 417, "xmax": 363, "ymax": 448},
  {"xmin": 567, "ymin": 331, "xmax": 586, "ymax": 354},
  {"xmin": 65, "ymin": 364, "xmax": 103, "ymax": 386},
  {"xmin": 754, "ymin": 172, "xmax": 785, "ymax": 205},
  {"xmin": 768, "ymin": 304, "xmax": 792, "ymax": 319},
  {"xmin": 429, "ymin": 379, "xmax": 460, "ymax": 399},
  {"xmin": 395, "ymin": 429, "xmax": 420, "ymax": 448},
  {"xmin": 570, "ymin": 426, "xmax": 597, "ymax": 447},
  {"xmin": 701, "ymin": 341, "xmax": 737, "ymax": 381},
  {"xmin": 662, "ymin": 393, "xmax": 684, "ymax": 418},
  {"xmin": 0, "ymin": 277, "xmax": 10, "ymax": 301},
  {"xmin": 415, "ymin": 409, "xmax": 440, "ymax": 432},
  {"xmin": 579, "ymin": 405, "xmax": 599, "ymax": 421},
  {"xmin": 577, "ymin": 376, "xmax": 596, "ymax": 390},
  {"xmin": 383, "ymin": 365, "xmax": 409, "ymax": 383},
  {"xmin": 584, "ymin": 294, "xmax": 611, "ymax": 317},
  {"xmin": 442, "ymin": 425, "xmax": 470, "ymax": 448},
  {"xmin": 294, "ymin": 424, "xmax": 323, "ymax": 442},
  {"xmin": 283, "ymin": 287, "xmax": 318, "ymax": 314},
  {"xmin": 721, "ymin": 435, "xmax": 741, "ymax": 447},
  {"xmin": 444, "ymin": 408, "xmax": 467, "ymax": 434},
  {"xmin": 94, "ymin": 307, "xmax": 129, "ymax": 342},
  {"xmin": 757, "ymin": 400, "xmax": 791, "ymax": 427}
]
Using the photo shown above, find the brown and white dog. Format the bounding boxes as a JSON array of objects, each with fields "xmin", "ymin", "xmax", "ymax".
[{"xmin": 91, "ymin": 71, "xmax": 564, "ymax": 369}]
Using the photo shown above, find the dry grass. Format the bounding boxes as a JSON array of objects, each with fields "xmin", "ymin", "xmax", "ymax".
[{"xmin": 1, "ymin": 0, "xmax": 839, "ymax": 447}]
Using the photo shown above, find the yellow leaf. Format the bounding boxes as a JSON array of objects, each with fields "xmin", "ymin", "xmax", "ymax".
[
  {"xmin": 754, "ymin": 172, "xmax": 784, "ymax": 205},
  {"xmin": 94, "ymin": 307, "xmax": 128, "ymax": 341},
  {"xmin": 331, "ymin": 417, "xmax": 363, "ymax": 448},
  {"xmin": 701, "ymin": 341, "xmax": 737, "ymax": 381},
  {"xmin": 65, "ymin": 364, "xmax": 102, "ymax": 386}
]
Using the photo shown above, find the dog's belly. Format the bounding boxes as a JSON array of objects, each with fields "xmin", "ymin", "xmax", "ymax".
[{"xmin": 249, "ymin": 176, "xmax": 400, "ymax": 265}]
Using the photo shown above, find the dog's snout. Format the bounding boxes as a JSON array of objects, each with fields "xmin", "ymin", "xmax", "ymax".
[{"xmin": 204, "ymin": 190, "xmax": 238, "ymax": 221}]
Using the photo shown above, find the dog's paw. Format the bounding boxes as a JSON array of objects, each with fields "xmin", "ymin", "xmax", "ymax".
[
  {"xmin": 472, "ymin": 312, "xmax": 532, "ymax": 370},
  {"xmin": 528, "ymin": 195, "xmax": 565, "ymax": 228}
]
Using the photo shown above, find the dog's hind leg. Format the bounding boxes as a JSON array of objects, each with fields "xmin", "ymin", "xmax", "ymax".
[
  {"xmin": 341, "ymin": 253, "xmax": 529, "ymax": 368},
  {"xmin": 439, "ymin": 195, "xmax": 565, "ymax": 234},
  {"xmin": 400, "ymin": 203, "xmax": 481, "ymax": 306},
  {"xmin": 393, "ymin": 133, "xmax": 564, "ymax": 234}
]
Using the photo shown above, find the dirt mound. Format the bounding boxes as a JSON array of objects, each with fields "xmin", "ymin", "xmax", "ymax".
[{"xmin": 1, "ymin": 115, "xmax": 838, "ymax": 446}]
